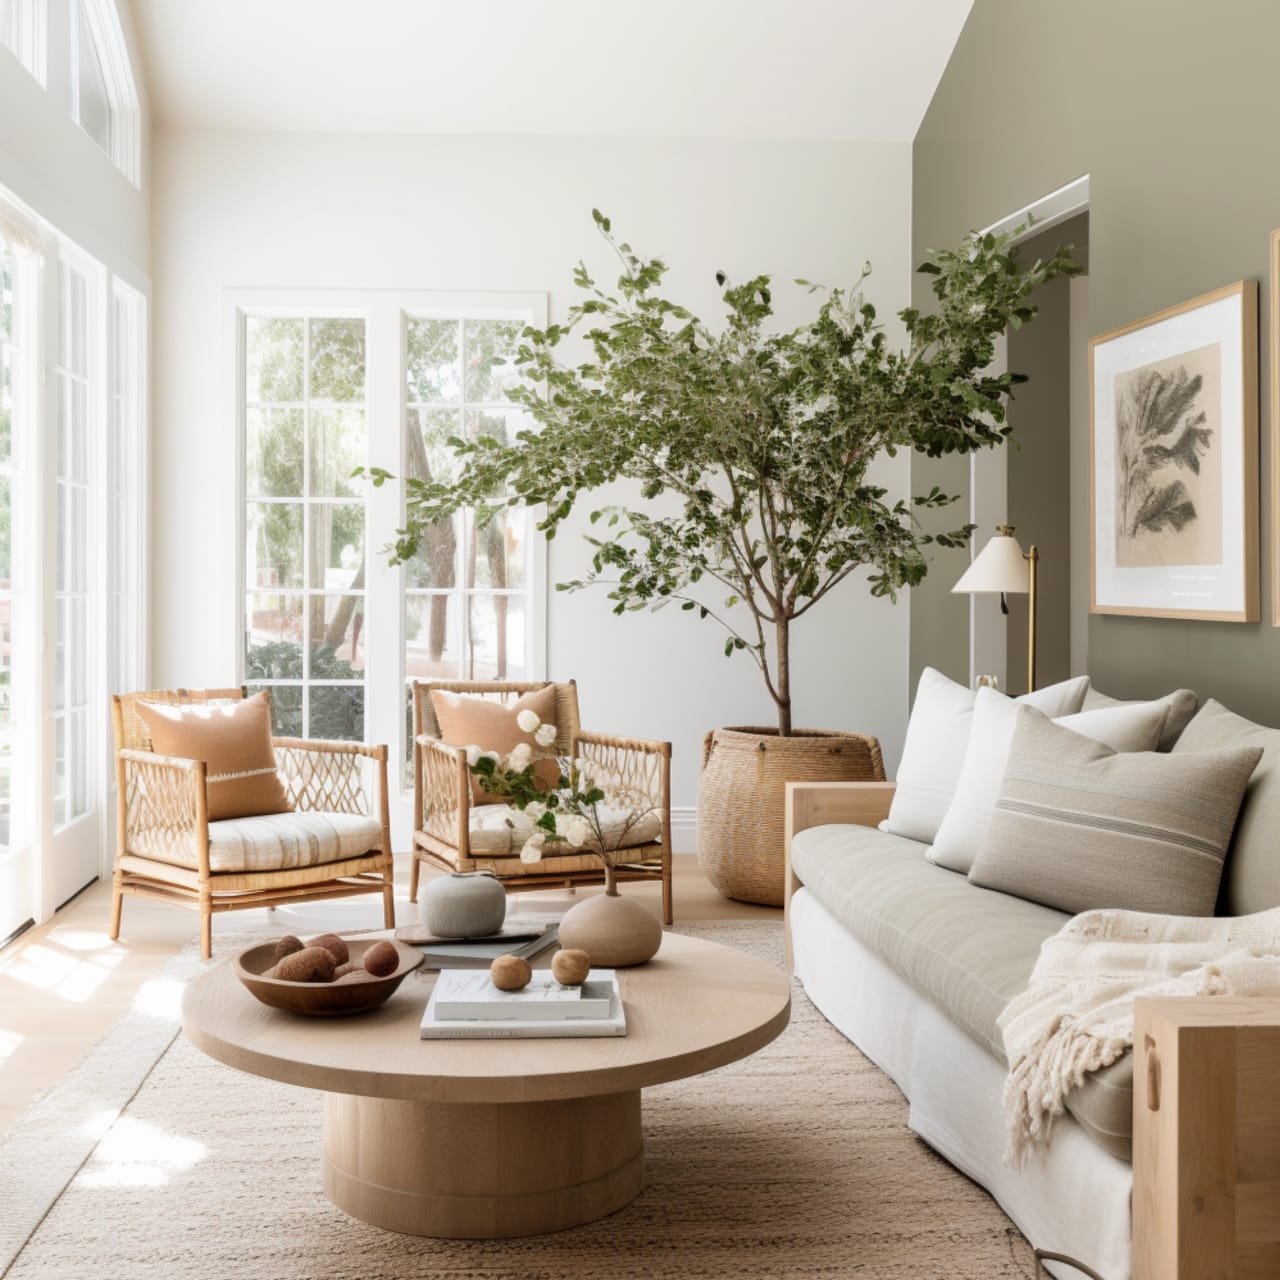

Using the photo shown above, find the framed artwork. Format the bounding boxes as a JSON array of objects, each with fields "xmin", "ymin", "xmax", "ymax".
[{"xmin": 1090, "ymin": 279, "xmax": 1259, "ymax": 621}]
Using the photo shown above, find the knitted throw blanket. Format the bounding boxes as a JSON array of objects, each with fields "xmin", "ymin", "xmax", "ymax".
[{"xmin": 998, "ymin": 905, "xmax": 1280, "ymax": 1165}]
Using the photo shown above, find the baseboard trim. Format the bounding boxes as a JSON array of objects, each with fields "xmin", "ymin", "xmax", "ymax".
[{"xmin": 671, "ymin": 806, "xmax": 695, "ymax": 855}]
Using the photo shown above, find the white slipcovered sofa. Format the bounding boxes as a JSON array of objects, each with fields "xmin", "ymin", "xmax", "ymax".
[{"xmin": 784, "ymin": 678, "xmax": 1280, "ymax": 1280}]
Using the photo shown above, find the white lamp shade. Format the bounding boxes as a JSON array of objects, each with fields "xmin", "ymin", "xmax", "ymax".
[{"xmin": 952, "ymin": 532, "xmax": 1029, "ymax": 595}]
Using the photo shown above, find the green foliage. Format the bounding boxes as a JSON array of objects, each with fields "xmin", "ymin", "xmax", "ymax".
[
  {"xmin": 367, "ymin": 214, "xmax": 1078, "ymax": 733},
  {"xmin": 1116, "ymin": 365, "xmax": 1212, "ymax": 539},
  {"xmin": 245, "ymin": 641, "xmax": 363, "ymax": 739}
]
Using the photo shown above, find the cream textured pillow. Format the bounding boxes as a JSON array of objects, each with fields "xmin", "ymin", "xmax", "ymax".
[
  {"xmin": 927, "ymin": 690, "xmax": 1169, "ymax": 874},
  {"xmin": 1080, "ymin": 686, "xmax": 1198, "ymax": 752},
  {"xmin": 430, "ymin": 685, "xmax": 560, "ymax": 806},
  {"xmin": 969, "ymin": 706, "xmax": 1261, "ymax": 916},
  {"xmin": 883, "ymin": 668, "xmax": 1090, "ymax": 845},
  {"xmin": 135, "ymin": 691, "xmax": 291, "ymax": 822}
]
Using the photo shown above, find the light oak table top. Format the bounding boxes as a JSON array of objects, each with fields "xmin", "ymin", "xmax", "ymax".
[{"xmin": 183, "ymin": 931, "xmax": 792, "ymax": 1106}]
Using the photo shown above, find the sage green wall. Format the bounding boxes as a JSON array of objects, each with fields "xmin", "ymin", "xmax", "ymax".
[{"xmin": 912, "ymin": 0, "xmax": 1280, "ymax": 717}]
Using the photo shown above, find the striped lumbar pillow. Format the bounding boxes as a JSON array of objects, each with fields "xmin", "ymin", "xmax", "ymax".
[
  {"xmin": 968, "ymin": 705, "xmax": 1261, "ymax": 917},
  {"xmin": 136, "ymin": 691, "xmax": 292, "ymax": 822}
]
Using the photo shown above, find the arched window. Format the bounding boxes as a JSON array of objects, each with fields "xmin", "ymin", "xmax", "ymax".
[{"xmin": 71, "ymin": 0, "xmax": 139, "ymax": 186}]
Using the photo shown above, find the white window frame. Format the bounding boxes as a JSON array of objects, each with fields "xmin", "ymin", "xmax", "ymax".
[
  {"xmin": 70, "ymin": 0, "xmax": 140, "ymax": 187},
  {"xmin": 227, "ymin": 288, "xmax": 549, "ymax": 846},
  {"xmin": 0, "ymin": 0, "xmax": 46, "ymax": 84}
]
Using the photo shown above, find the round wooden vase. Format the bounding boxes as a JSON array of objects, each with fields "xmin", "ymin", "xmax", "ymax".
[
  {"xmin": 696, "ymin": 726, "xmax": 885, "ymax": 907},
  {"xmin": 558, "ymin": 867, "xmax": 663, "ymax": 966}
]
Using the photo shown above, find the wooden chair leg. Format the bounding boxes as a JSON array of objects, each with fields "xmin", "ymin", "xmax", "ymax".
[
  {"xmin": 661, "ymin": 861, "xmax": 673, "ymax": 926},
  {"xmin": 200, "ymin": 903, "xmax": 212, "ymax": 961},
  {"xmin": 109, "ymin": 877, "xmax": 124, "ymax": 940},
  {"xmin": 408, "ymin": 851, "xmax": 421, "ymax": 904},
  {"xmin": 381, "ymin": 862, "xmax": 396, "ymax": 928}
]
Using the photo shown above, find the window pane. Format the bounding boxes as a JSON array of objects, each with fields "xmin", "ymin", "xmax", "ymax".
[
  {"xmin": 405, "ymin": 595, "xmax": 459, "ymax": 680},
  {"xmin": 406, "ymin": 317, "xmax": 460, "ymax": 403},
  {"xmin": 248, "ymin": 684, "xmax": 302, "ymax": 738},
  {"xmin": 246, "ymin": 317, "xmax": 304, "ymax": 403},
  {"xmin": 309, "ymin": 685, "xmax": 364, "ymax": 741},
  {"xmin": 310, "ymin": 407, "xmax": 364, "ymax": 498},
  {"xmin": 310, "ymin": 595, "xmax": 364, "ymax": 676},
  {"xmin": 404, "ymin": 512, "xmax": 459, "ymax": 590},
  {"xmin": 246, "ymin": 408, "xmax": 304, "ymax": 497},
  {"xmin": 405, "ymin": 406, "xmax": 461, "ymax": 485},
  {"xmin": 245, "ymin": 593, "xmax": 303, "ymax": 676},
  {"xmin": 75, "ymin": 0, "xmax": 111, "ymax": 152},
  {"xmin": 469, "ymin": 507, "xmax": 527, "ymax": 590},
  {"xmin": 246, "ymin": 502, "xmax": 303, "ymax": 589},
  {"xmin": 307, "ymin": 503, "xmax": 364, "ymax": 589},
  {"xmin": 465, "ymin": 406, "xmax": 526, "ymax": 449},
  {"xmin": 310, "ymin": 318, "xmax": 365, "ymax": 403},
  {"xmin": 0, "ymin": 249, "xmax": 12, "ymax": 465},
  {"xmin": 464, "ymin": 319, "xmax": 523, "ymax": 403},
  {"xmin": 467, "ymin": 594, "xmax": 526, "ymax": 681}
]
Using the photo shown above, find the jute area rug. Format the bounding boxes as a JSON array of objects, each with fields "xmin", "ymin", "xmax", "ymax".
[{"xmin": 1, "ymin": 921, "xmax": 1035, "ymax": 1279}]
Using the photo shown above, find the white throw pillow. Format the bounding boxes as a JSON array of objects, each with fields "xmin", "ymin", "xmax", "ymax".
[
  {"xmin": 927, "ymin": 690, "xmax": 1170, "ymax": 874},
  {"xmin": 1080, "ymin": 686, "xmax": 1198, "ymax": 751},
  {"xmin": 883, "ymin": 668, "xmax": 1091, "ymax": 845}
]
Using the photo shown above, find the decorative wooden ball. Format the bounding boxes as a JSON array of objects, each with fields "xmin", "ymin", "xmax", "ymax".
[
  {"xmin": 551, "ymin": 948, "xmax": 591, "ymax": 986},
  {"xmin": 362, "ymin": 940, "xmax": 399, "ymax": 977},
  {"xmin": 274, "ymin": 935, "xmax": 304, "ymax": 961},
  {"xmin": 490, "ymin": 955, "xmax": 532, "ymax": 991},
  {"xmin": 308, "ymin": 932, "xmax": 350, "ymax": 965},
  {"xmin": 271, "ymin": 946, "xmax": 336, "ymax": 983}
]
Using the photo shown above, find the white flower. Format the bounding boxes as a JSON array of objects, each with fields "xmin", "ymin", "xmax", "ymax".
[
  {"xmin": 519, "ymin": 832, "xmax": 546, "ymax": 864},
  {"xmin": 464, "ymin": 745, "xmax": 482, "ymax": 767},
  {"xmin": 556, "ymin": 814, "xmax": 592, "ymax": 848},
  {"xmin": 516, "ymin": 709, "xmax": 541, "ymax": 733},
  {"xmin": 508, "ymin": 742, "xmax": 533, "ymax": 771},
  {"xmin": 525, "ymin": 801, "xmax": 547, "ymax": 820},
  {"xmin": 534, "ymin": 723, "xmax": 557, "ymax": 748}
]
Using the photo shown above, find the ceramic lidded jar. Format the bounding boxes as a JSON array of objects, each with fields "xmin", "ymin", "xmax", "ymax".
[{"xmin": 422, "ymin": 871, "xmax": 507, "ymax": 939}]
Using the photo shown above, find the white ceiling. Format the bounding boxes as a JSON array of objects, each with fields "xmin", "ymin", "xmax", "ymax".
[{"xmin": 130, "ymin": 0, "xmax": 972, "ymax": 140}]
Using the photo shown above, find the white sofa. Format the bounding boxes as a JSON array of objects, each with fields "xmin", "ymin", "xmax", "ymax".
[{"xmin": 783, "ymin": 694, "xmax": 1280, "ymax": 1280}]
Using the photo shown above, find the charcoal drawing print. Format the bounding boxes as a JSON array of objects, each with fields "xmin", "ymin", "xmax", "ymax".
[{"xmin": 1114, "ymin": 342, "xmax": 1223, "ymax": 567}]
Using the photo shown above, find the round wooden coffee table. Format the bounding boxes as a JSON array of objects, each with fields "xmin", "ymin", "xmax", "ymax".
[{"xmin": 183, "ymin": 931, "xmax": 790, "ymax": 1239}]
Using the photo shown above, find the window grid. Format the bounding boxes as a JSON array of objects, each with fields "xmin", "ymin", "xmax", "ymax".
[
  {"xmin": 0, "ymin": 241, "xmax": 17, "ymax": 846},
  {"xmin": 244, "ymin": 315, "xmax": 367, "ymax": 741}
]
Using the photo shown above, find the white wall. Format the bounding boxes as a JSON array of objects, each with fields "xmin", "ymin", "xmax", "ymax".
[
  {"xmin": 150, "ymin": 130, "xmax": 912, "ymax": 810},
  {"xmin": 0, "ymin": 0, "xmax": 150, "ymax": 285}
]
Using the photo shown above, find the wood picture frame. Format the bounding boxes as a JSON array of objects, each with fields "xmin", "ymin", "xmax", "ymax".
[
  {"xmin": 1271, "ymin": 230, "xmax": 1280, "ymax": 625},
  {"xmin": 1089, "ymin": 279, "xmax": 1259, "ymax": 621}
]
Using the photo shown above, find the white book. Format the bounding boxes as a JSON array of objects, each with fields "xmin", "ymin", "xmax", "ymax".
[
  {"xmin": 433, "ymin": 968, "xmax": 617, "ymax": 1021},
  {"xmin": 420, "ymin": 983, "xmax": 626, "ymax": 1039}
]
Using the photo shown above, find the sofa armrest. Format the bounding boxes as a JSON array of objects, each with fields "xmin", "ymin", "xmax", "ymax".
[{"xmin": 783, "ymin": 781, "xmax": 897, "ymax": 970}]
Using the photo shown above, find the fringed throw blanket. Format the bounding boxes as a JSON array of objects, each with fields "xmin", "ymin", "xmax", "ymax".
[{"xmin": 998, "ymin": 906, "xmax": 1280, "ymax": 1165}]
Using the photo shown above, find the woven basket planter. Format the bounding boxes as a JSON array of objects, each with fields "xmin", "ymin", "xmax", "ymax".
[{"xmin": 696, "ymin": 726, "xmax": 886, "ymax": 907}]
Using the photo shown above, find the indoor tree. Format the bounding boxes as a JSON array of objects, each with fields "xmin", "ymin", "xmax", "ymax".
[{"xmin": 365, "ymin": 212, "xmax": 1078, "ymax": 736}]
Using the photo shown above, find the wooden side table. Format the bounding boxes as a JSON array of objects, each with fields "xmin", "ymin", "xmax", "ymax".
[{"xmin": 1134, "ymin": 996, "xmax": 1280, "ymax": 1279}]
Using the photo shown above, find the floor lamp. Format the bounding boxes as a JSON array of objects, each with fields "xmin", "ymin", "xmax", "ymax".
[{"xmin": 952, "ymin": 524, "xmax": 1039, "ymax": 693}]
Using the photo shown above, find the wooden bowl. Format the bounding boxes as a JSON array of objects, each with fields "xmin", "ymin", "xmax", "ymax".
[{"xmin": 234, "ymin": 938, "xmax": 424, "ymax": 1017}]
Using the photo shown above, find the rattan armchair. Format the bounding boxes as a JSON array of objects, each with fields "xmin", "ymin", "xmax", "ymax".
[
  {"xmin": 409, "ymin": 680, "xmax": 673, "ymax": 925},
  {"xmin": 110, "ymin": 688, "xmax": 394, "ymax": 959}
]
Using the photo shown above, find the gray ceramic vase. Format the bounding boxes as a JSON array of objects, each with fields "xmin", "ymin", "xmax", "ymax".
[{"xmin": 422, "ymin": 871, "xmax": 507, "ymax": 939}]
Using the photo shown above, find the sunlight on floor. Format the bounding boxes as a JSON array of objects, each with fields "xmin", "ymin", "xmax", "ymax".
[
  {"xmin": 0, "ymin": 1029, "xmax": 22, "ymax": 1064},
  {"xmin": 77, "ymin": 1116, "xmax": 207, "ymax": 1188},
  {"xmin": 131, "ymin": 973, "xmax": 185, "ymax": 1020},
  {"xmin": 4, "ymin": 941, "xmax": 126, "ymax": 1002}
]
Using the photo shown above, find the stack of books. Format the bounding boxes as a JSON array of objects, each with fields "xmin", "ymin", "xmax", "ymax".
[
  {"xmin": 395, "ymin": 917, "xmax": 560, "ymax": 969},
  {"xmin": 420, "ymin": 968, "xmax": 626, "ymax": 1039}
]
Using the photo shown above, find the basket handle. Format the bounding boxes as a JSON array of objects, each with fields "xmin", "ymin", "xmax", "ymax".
[{"xmin": 701, "ymin": 730, "xmax": 716, "ymax": 770}]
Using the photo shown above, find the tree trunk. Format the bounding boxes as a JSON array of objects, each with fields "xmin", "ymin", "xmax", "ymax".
[
  {"xmin": 775, "ymin": 618, "xmax": 792, "ymax": 736},
  {"xmin": 404, "ymin": 413, "xmax": 456, "ymax": 662},
  {"xmin": 323, "ymin": 559, "xmax": 365, "ymax": 652}
]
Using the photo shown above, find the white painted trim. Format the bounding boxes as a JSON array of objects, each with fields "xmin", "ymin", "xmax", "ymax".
[
  {"xmin": 980, "ymin": 174, "xmax": 1090, "ymax": 245},
  {"xmin": 75, "ymin": 0, "xmax": 141, "ymax": 187},
  {"xmin": 670, "ymin": 805, "xmax": 696, "ymax": 855}
]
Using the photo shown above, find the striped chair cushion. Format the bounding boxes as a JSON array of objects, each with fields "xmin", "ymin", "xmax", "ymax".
[
  {"xmin": 133, "ymin": 811, "xmax": 382, "ymax": 874},
  {"xmin": 969, "ymin": 706, "xmax": 1261, "ymax": 916}
]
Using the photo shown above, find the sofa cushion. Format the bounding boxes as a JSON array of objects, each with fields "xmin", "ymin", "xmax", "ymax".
[
  {"xmin": 928, "ymin": 688, "xmax": 1168, "ymax": 874},
  {"xmin": 791, "ymin": 822, "xmax": 1135, "ymax": 1160},
  {"xmin": 884, "ymin": 667, "xmax": 1090, "ymax": 845},
  {"xmin": 1173, "ymin": 699, "xmax": 1280, "ymax": 915},
  {"xmin": 132, "ymin": 810, "xmax": 383, "ymax": 874},
  {"xmin": 971, "ymin": 706, "xmax": 1261, "ymax": 916},
  {"xmin": 1081, "ymin": 686, "xmax": 1199, "ymax": 752}
]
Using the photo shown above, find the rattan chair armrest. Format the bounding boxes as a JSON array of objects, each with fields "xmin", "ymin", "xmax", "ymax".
[
  {"xmin": 414, "ymin": 735, "xmax": 472, "ymax": 857},
  {"xmin": 117, "ymin": 747, "xmax": 206, "ymax": 774},
  {"xmin": 272, "ymin": 739, "xmax": 388, "ymax": 818},
  {"xmin": 271, "ymin": 737, "xmax": 387, "ymax": 762},
  {"xmin": 116, "ymin": 748, "xmax": 210, "ymax": 879}
]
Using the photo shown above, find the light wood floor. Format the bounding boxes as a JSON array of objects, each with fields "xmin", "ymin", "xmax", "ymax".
[{"xmin": 0, "ymin": 853, "xmax": 777, "ymax": 1140}]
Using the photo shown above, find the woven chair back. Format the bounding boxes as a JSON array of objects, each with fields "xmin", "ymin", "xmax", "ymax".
[
  {"xmin": 411, "ymin": 680, "xmax": 581, "ymax": 754},
  {"xmin": 112, "ymin": 688, "xmax": 246, "ymax": 753}
]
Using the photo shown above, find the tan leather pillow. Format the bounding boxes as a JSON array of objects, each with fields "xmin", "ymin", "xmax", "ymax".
[
  {"xmin": 430, "ymin": 685, "xmax": 561, "ymax": 805},
  {"xmin": 135, "ymin": 691, "xmax": 292, "ymax": 821}
]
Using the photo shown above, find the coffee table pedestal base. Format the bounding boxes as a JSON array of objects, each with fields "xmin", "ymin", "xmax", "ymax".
[{"xmin": 322, "ymin": 1089, "xmax": 644, "ymax": 1238}]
